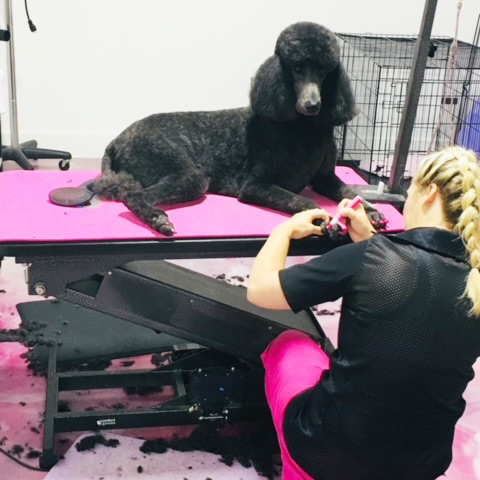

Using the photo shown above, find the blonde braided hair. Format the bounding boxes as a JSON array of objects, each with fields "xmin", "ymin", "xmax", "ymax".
[{"xmin": 415, "ymin": 146, "xmax": 480, "ymax": 316}]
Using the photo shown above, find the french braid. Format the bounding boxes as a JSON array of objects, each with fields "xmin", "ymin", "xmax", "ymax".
[{"xmin": 415, "ymin": 146, "xmax": 480, "ymax": 316}]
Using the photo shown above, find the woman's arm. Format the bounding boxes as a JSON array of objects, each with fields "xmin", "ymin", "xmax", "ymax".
[{"xmin": 247, "ymin": 209, "xmax": 329, "ymax": 309}]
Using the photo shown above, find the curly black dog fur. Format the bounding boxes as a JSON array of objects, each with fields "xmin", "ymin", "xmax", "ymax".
[{"xmin": 93, "ymin": 22, "xmax": 381, "ymax": 236}]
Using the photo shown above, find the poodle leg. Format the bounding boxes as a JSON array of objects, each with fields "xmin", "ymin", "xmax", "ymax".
[
  {"xmin": 311, "ymin": 170, "xmax": 356, "ymax": 202},
  {"xmin": 308, "ymin": 129, "xmax": 363, "ymax": 202},
  {"xmin": 239, "ymin": 183, "xmax": 319, "ymax": 214},
  {"xmin": 309, "ymin": 130, "xmax": 359, "ymax": 201},
  {"xmin": 123, "ymin": 172, "xmax": 209, "ymax": 236}
]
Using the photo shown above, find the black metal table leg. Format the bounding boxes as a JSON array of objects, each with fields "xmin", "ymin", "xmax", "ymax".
[{"xmin": 40, "ymin": 344, "xmax": 59, "ymax": 469}]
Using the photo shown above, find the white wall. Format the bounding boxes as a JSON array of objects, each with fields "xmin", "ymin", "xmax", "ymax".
[{"xmin": 0, "ymin": 0, "xmax": 479, "ymax": 159}]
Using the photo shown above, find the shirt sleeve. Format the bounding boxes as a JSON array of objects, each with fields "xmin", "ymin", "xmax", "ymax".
[{"xmin": 279, "ymin": 240, "xmax": 368, "ymax": 313}]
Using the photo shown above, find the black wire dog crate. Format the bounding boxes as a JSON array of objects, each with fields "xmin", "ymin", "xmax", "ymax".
[{"xmin": 334, "ymin": 34, "xmax": 480, "ymax": 182}]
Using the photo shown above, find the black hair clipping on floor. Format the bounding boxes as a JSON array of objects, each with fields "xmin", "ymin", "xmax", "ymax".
[{"xmin": 49, "ymin": 187, "xmax": 94, "ymax": 207}]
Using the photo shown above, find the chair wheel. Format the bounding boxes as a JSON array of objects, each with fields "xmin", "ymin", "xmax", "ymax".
[{"xmin": 59, "ymin": 160, "xmax": 70, "ymax": 171}]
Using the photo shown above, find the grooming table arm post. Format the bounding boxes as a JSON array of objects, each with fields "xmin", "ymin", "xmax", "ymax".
[{"xmin": 388, "ymin": 0, "xmax": 438, "ymax": 193}]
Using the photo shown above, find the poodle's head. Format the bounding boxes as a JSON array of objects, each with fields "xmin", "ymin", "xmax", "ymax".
[{"xmin": 250, "ymin": 22, "xmax": 357, "ymax": 125}]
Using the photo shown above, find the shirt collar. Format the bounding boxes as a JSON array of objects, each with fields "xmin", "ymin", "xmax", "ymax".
[{"xmin": 386, "ymin": 227, "xmax": 467, "ymax": 262}]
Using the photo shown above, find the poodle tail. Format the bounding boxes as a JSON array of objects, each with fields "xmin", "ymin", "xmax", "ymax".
[{"xmin": 90, "ymin": 148, "xmax": 142, "ymax": 202}]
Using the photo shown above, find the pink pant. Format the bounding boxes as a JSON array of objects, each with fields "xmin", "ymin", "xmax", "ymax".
[{"xmin": 261, "ymin": 330, "xmax": 331, "ymax": 480}]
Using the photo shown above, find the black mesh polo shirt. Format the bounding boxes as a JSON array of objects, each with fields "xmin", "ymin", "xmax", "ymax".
[{"xmin": 279, "ymin": 228, "xmax": 480, "ymax": 480}]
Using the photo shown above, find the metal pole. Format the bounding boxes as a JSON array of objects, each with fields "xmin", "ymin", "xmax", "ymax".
[
  {"xmin": 388, "ymin": 0, "xmax": 438, "ymax": 193},
  {"xmin": 5, "ymin": 0, "xmax": 19, "ymax": 148}
]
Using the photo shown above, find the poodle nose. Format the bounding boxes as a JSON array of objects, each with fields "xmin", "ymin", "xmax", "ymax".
[{"xmin": 305, "ymin": 100, "xmax": 321, "ymax": 115}]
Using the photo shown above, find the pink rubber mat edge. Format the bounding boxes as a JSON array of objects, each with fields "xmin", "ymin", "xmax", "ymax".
[{"xmin": 0, "ymin": 167, "xmax": 404, "ymax": 242}]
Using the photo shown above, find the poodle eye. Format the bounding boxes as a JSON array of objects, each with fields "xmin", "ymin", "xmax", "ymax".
[{"xmin": 293, "ymin": 65, "xmax": 303, "ymax": 74}]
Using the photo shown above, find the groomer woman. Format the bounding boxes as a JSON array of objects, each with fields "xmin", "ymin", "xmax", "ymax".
[{"xmin": 247, "ymin": 146, "xmax": 480, "ymax": 480}]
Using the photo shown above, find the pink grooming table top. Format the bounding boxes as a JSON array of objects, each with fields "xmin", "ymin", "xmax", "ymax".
[{"xmin": 0, "ymin": 168, "xmax": 404, "ymax": 243}]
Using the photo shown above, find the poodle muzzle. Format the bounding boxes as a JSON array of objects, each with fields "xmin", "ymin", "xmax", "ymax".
[{"xmin": 295, "ymin": 70, "xmax": 323, "ymax": 116}]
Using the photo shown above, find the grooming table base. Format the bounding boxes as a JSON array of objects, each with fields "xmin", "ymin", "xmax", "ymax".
[
  {"xmin": 41, "ymin": 343, "xmax": 268, "ymax": 469},
  {"xmin": 26, "ymin": 263, "xmax": 307, "ymax": 469}
]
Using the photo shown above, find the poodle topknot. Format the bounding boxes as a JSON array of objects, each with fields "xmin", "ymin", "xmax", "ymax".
[{"xmin": 275, "ymin": 22, "xmax": 340, "ymax": 70}]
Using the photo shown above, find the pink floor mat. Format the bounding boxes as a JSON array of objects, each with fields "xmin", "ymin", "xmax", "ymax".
[{"xmin": 44, "ymin": 433, "xmax": 278, "ymax": 480}]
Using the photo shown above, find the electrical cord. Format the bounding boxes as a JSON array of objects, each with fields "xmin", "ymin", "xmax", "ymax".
[
  {"xmin": 24, "ymin": 0, "xmax": 37, "ymax": 32},
  {"xmin": 0, "ymin": 446, "xmax": 49, "ymax": 472}
]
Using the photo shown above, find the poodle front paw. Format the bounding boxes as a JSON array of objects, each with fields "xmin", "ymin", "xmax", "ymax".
[
  {"xmin": 368, "ymin": 210, "xmax": 388, "ymax": 231},
  {"xmin": 313, "ymin": 219, "xmax": 345, "ymax": 242},
  {"xmin": 151, "ymin": 214, "xmax": 175, "ymax": 236},
  {"xmin": 326, "ymin": 226, "xmax": 346, "ymax": 242},
  {"xmin": 317, "ymin": 220, "xmax": 345, "ymax": 242}
]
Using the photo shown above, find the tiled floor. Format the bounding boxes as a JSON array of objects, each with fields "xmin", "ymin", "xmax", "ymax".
[{"xmin": 1, "ymin": 158, "xmax": 479, "ymax": 479}]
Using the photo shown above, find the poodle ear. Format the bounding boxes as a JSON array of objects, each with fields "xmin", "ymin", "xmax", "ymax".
[
  {"xmin": 318, "ymin": 63, "xmax": 358, "ymax": 126},
  {"xmin": 249, "ymin": 55, "xmax": 298, "ymax": 121}
]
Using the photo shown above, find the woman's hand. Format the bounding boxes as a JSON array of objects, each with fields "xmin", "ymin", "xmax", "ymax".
[
  {"xmin": 279, "ymin": 208, "xmax": 331, "ymax": 240},
  {"xmin": 337, "ymin": 199, "xmax": 376, "ymax": 243}
]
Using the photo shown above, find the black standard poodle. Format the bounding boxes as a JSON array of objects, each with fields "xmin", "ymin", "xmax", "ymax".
[{"xmin": 93, "ymin": 22, "xmax": 382, "ymax": 236}]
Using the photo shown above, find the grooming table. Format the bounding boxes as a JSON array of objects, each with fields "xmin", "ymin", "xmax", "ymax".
[
  {"xmin": 0, "ymin": 167, "xmax": 403, "ymax": 353},
  {"xmin": 0, "ymin": 168, "xmax": 404, "ymax": 468}
]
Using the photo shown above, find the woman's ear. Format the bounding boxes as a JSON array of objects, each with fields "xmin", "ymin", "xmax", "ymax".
[
  {"xmin": 318, "ymin": 63, "xmax": 358, "ymax": 126},
  {"xmin": 249, "ymin": 55, "xmax": 298, "ymax": 121},
  {"xmin": 425, "ymin": 182, "xmax": 440, "ymax": 204}
]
